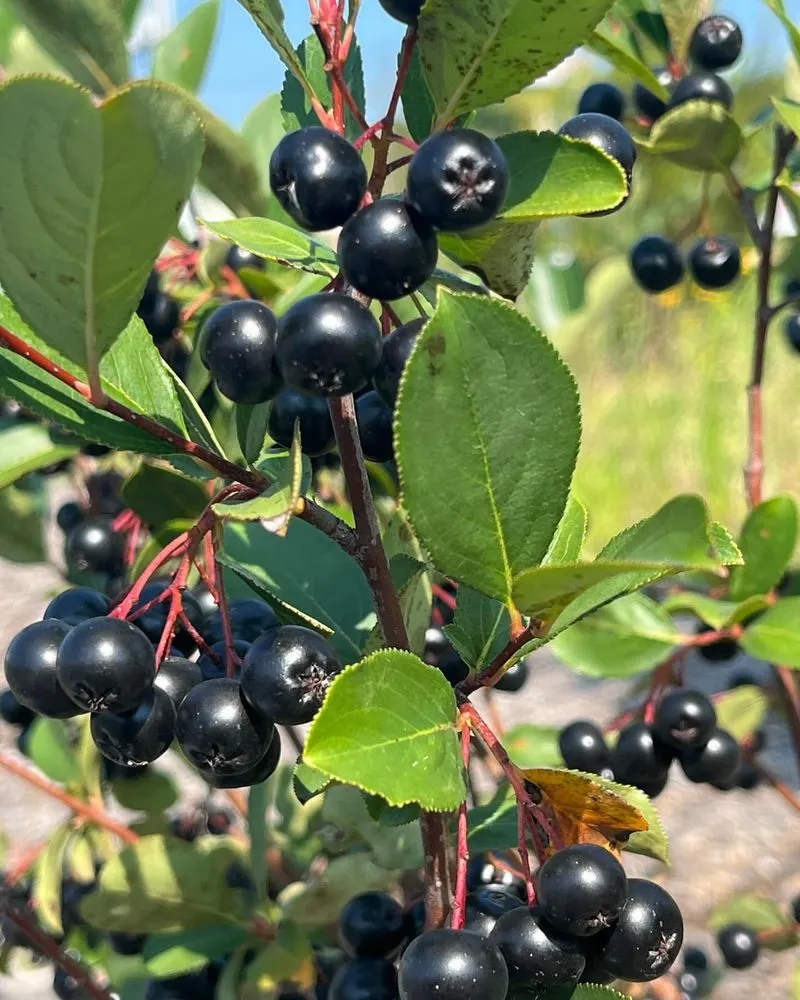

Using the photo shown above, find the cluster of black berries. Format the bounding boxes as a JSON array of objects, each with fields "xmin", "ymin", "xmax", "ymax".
[
  {"xmin": 56, "ymin": 472, "xmax": 128, "ymax": 591},
  {"xmin": 630, "ymin": 234, "xmax": 741, "ymax": 295},
  {"xmin": 559, "ymin": 690, "xmax": 742, "ymax": 798}
]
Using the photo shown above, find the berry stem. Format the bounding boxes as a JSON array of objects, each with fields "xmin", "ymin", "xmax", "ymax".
[
  {"xmin": 212, "ymin": 523, "xmax": 241, "ymax": 679},
  {"xmin": 458, "ymin": 621, "xmax": 539, "ymax": 695},
  {"xmin": 368, "ymin": 27, "xmax": 418, "ymax": 196},
  {"xmin": 450, "ymin": 725, "xmax": 472, "ymax": 931}
]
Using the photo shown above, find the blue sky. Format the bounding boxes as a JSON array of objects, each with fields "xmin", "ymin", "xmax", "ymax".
[{"xmin": 173, "ymin": 0, "xmax": 800, "ymax": 128}]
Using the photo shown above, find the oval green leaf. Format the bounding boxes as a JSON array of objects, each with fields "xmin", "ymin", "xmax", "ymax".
[{"xmin": 645, "ymin": 99, "xmax": 743, "ymax": 172}]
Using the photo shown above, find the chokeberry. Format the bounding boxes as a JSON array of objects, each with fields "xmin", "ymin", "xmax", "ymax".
[
  {"xmin": 277, "ymin": 292, "xmax": 382, "ymax": 396},
  {"xmin": 191, "ymin": 583, "xmax": 218, "ymax": 619},
  {"xmin": 242, "ymin": 625, "xmax": 342, "ymax": 725},
  {"xmin": 270, "ymin": 127, "xmax": 367, "ymax": 232},
  {"xmin": 612, "ymin": 722, "xmax": 673, "ymax": 795},
  {"xmin": 398, "ymin": 928, "xmax": 508, "ymax": 1000},
  {"xmin": 338, "ymin": 200, "xmax": 438, "ymax": 301},
  {"xmin": 595, "ymin": 878, "xmax": 684, "ymax": 982},
  {"xmin": 176, "ymin": 677, "xmax": 275, "ymax": 776},
  {"xmin": 689, "ymin": 16, "xmax": 743, "ymax": 71},
  {"xmin": 197, "ymin": 639, "xmax": 250, "ymax": 681},
  {"xmin": 680, "ymin": 728, "xmax": 740, "ymax": 784},
  {"xmin": 785, "ymin": 314, "xmax": 800, "ymax": 353},
  {"xmin": 65, "ymin": 517, "xmax": 124, "ymax": 576},
  {"xmin": 536, "ymin": 844, "xmax": 627, "ymax": 937},
  {"xmin": 717, "ymin": 923, "xmax": 759, "ymax": 969},
  {"xmin": 268, "ymin": 388, "xmax": 335, "ymax": 456},
  {"xmin": 489, "ymin": 906, "xmax": 585, "ymax": 990},
  {"xmin": 56, "ymin": 501, "xmax": 85, "ymax": 535},
  {"xmin": 91, "ymin": 685, "xmax": 176, "ymax": 767},
  {"xmin": 340, "ymin": 892, "xmax": 406, "ymax": 958},
  {"xmin": 653, "ymin": 689, "xmax": 716, "ymax": 750},
  {"xmin": 493, "ymin": 660, "xmax": 528, "ymax": 692},
  {"xmin": 355, "ymin": 391, "xmax": 394, "ymax": 464},
  {"xmin": 205, "ymin": 727, "xmax": 282, "ymax": 788},
  {"xmin": 630, "ymin": 235, "xmax": 685, "ymax": 293},
  {"xmin": 44, "ymin": 587, "xmax": 112, "ymax": 626},
  {"xmin": 670, "ymin": 72, "xmax": 733, "ymax": 111},
  {"xmin": 406, "ymin": 128, "xmax": 509, "ymax": 232},
  {"xmin": 109, "ymin": 932, "xmax": 147, "ymax": 955},
  {"xmin": 633, "ymin": 69, "xmax": 673, "ymax": 122},
  {"xmin": 434, "ymin": 649, "xmax": 470, "ymax": 687},
  {"xmin": 559, "ymin": 720, "xmax": 612, "ymax": 775},
  {"xmin": 462, "ymin": 885, "xmax": 523, "ymax": 938},
  {"xmin": 205, "ymin": 598, "xmax": 280, "ymax": 645},
  {"xmin": 558, "ymin": 113, "xmax": 637, "ymax": 182},
  {"xmin": 0, "ymin": 688, "xmax": 35, "ymax": 727},
  {"xmin": 467, "ymin": 855, "xmax": 525, "ymax": 898},
  {"xmin": 330, "ymin": 957, "xmax": 398, "ymax": 1000},
  {"xmin": 225, "ymin": 244, "xmax": 266, "ymax": 275},
  {"xmin": 140, "ymin": 290, "xmax": 180, "ymax": 345},
  {"xmin": 689, "ymin": 236, "xmax": 741, "ymax": 289},
  {"xmin": 683, "ymin": 945, "xmax": 709, "ymax": 972},
  {"xmin": 154, "ymin": 656, "xmax": 204, "ymax": 709},
  {"xmin": 791, "ymin": 893, "xmax": 800, "ymax": 923},
  {"xmin": 579, "ymin": 82, "xmax": 625, "ymax": 121},
  {"xmin": 373, "ymin": 318, "xmax": 425, "ymax": 410},
  {"xmin": 137, "ymin": 269, "xmax": 160, "ymax": 319},
  {"xmin": 56, "ymin": 616, "xmax": 156, "ymax": 714},
  {"xmin": 199, "ymin": 300, "xmax": 282, "ymax": 405},
  {"xmin": 696, "ymin": 623, "xmax": 739, "ymax": 661},
  {"xmin": 54, "ymin": 966, "xmax": 91, "ymax": 1000},
  {"xmin": 132, "ymin": 581, "xmax": 205, "ymax": 654},
  {"xmin": 377, "ymin": 0, "xmax": 423, "ymax": 24},
  {"xmin": 5, "ymin": 620, "xmax": 82, "ymax": 718}
]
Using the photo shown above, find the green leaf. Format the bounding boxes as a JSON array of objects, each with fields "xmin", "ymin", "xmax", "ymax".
[
  {"xmin": 248, "ymin": 779, "xmax": 269, "ymax": 905},
  {"xmin": 241, "ymin": 93, "xmax": 285, "ymax": 193},
  {"xmin": 28, "ymin": 718, "xmax": 79, "ymax": 784},
  {"xmin": 293, "ymin": 759, "xmax": 333, "ymax": 804},
  {"xmin": 444, "ymin": 587, "xmax": 510, "ymax": 672},
  {"xmin": 543, "ymin": 496, "xmax": 587, "ymax": 565},
  {"xmin": 589, "ymin": 772, "xmax": 669, "ymax": 864},
  {"xmin": 304, "ymin": 650, "xmax": 465, "ymax": 811},
  {"xmin": 236, "ymin": 0, "xmax": 315, "ymax": 110},
  {"xmin": 0, "ymin": 4, "xmax": 18, "ymax": 63},
  {"xmin": 589, "ymin": 26, "xmax": 670, "ymax": 98},
  {"xmin": 552, "ymin": 593, "xmax": 680, "ymax": 679},
  {"xmin": 363, "ymin": 794, "xmax": 421, "ymax": 829},
  {"xmin": 505, "ymin": 724, "xmax": 563, "ymax": 768},
  {"xmin": 661, "ymin": 0, "xmax": 708, "ymax": 62},
  {"xmin": 765, "ymin": 2, "xmax": 800, "ymax": 68},
  {"xmin": 660, "ymin": 592, "xmax": 737, "ymax": 630},
  {"xmin": 122, "ymin": 465, "xmax": 208, "ymax": 530},
  {"xmin": 242, "ymin": 921, "xmax": 315, "ymax": 995},
  {"xmin": 396, "ymin": 291, "xmax": 580, "ymax": 605},
  {"xmin": 402, "ymin": 47, "xmax": 437, "ymax": 144},
  {"xmin": 708, "ymin": 894, "xmax": 798, "ymax": 951},
  {"xmin": 193, "ymin": 101, "xmax": 270, "ymax": 217},
  {"xmin": 153, "ymin": 0, "xmax": 219, "ymax": 93},
  {"xmin": 0, "ymin": 77, "xmax": 203, "ymax": 373},
  {"xmin": 121, "ymin": 0, "xmax": 143, "ymax": 33},
  {"xmin": 715, "ymin": 685, "xmax": 768, "ymax": 743},
  {"xmin": 202, "ymin": 217, "xmax": 338, "ymax": 277},
  {"xmin": 9, "ymin": 0, "xmax": 128, "ymax": 92},
  {"xmin": 440, "ymin": 221, "xmax": 539, "ymax": 299},
  {"xmin": 143, "ymin": 926, "xmax": 248, "ymax": 979},
  {"xmin": 417, "ymin": 0, "xmax": 616, "ymax": 122},
  {"xmin": 499, "ymin": 132, "xmax": 628, "ymax": 220},
  {"xmin": 643, "ymin": 100, "xmax": 743, "ymax": 172},
  {"xmin": 221, "ymin": 518, "xmax": 375, "ymax": 664},
  {"xmin": 0, "ymin": 423, "xmax": 78, "ymax": 489},
  {"xmin": 740, "ymin": 597, "xmax": 800, "ymax": 668},
  {"xmin": 280, "ymin": 854, "xmax": 397, "ymax": 927},
  {"xmin": 111, "ymin": 772, "xmax": 179, "ymax": 814},
  {"xmin": 0, "ymin": 484, "xmax": 45, "ymax": 563},
  {"xmin": 729, "ymin": 495, "xmax": 798, "ymax": 601},
  {"xmin": 322, "ymin": 785, "xmax": 423, "ymax": 870},
  {"xmin": 80, "ymin": 835, "xmax": 251, "ymax": 934},
  {"xmin": 33, "ymin": 825, "xmax": 71, "ymax": 935}
]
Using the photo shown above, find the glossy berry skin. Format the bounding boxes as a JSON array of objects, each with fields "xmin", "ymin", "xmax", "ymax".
[
  {"xmin": 140, "ymin": 291, "xmax": 180, "ymax": 345},
  {"xmin": 65, "ymin": 517, "xmax": 124, "ymax": 576},
  {"xmin": 0, "ymin": 688, "xmax": 36, "ymax": 727},
  {"xmin": 44, "ymin": 587, "xmax": 112, "ymax": 626},
  {"xmin": 56, "ymin": 617, "xmax": 156, "ymax": 714},
  {"xmin": 377, "ymin": 0, "xmax": 423, "ymax": 24},
  {"xmin": 176, "ymin": 677, "xmax": 275, "ymax": 777},
  {"xmin": 653, "ymin": 690, "xmax": 716, "ymax": 750},
  {"xmin": 339, "ymin": 892, "xmax": 406, "ymax": 958},
  {"xmin": 462, "ymin": 885, "xmax": 523, "ymax": 938},
  {"xmin": 785, "ymin": 314, "xmax": 800, "ymax": 353},
  {"xmin": 680, "ymin": 728, "xmax": 741, "ymax": 784},
  {"xmin": 204, "ymin": 726, "xmax": 282, "ymax": 788},
  {"xmin": 558, "ymin": 113, "xmax": 637, "ymax": 181},
  {"xmin": 270, "ymin": 127, "xmax": 367, "ymax": 232},
  {"xmin": 398, "ymin": 928, "xmax": 508, "ymax": 1000},
  {"xmin": 199, "ymin": 300, "xmax": 282, "ymax": 405},
  {"xmin": 689, "ymin": 236, "xmax": 741, "ymax": 289},
  {"xmin": 191, "ymin": 582, "xmax": 218, "ymax": 618},
  {"xmin": 537, "ymin": 844, "xmax": 627, "ymax": 937},
  {"xmin": 197, "ymin": 639, "xmax": 250, "ymax": 681},
  {"xmin": 579, "ymin": 82, "xmax": 625, "ymax": 121},
  {"xmin": 406, "ymin": 129, "xmax": 509, "ymax": 232},
  {"xmin": 338, "ymin": 200, "xmax": 438, "ymax": 302},
  {"xmin": 5, "ymin": 620, "xmax": 82, "ymax": 718},
  {"xmin": 154, "ymin": 656, "xmax": 204, "ymax": 709},
  {"xmin": 205, "ymin": 598, "xmax": 280, "ymax": 645},
  {"xmin": 596, "ymin": 878, "xmax": 684, "ymax": 982},
  {"xmin": 670, "ymin": 72, "xmax": 733, "ymax": 111},
  {"xmin": 56, "ymin": 501, "xmax": 85, "ymax": 535},
  {"xmin": 355, "ymin": 391, "xmax": 394, "ymax": 464},
  {"xmin": 717, "ymin": 923, "xmax": 759, "ymax": 969},
  {"xmin": 268, "ymin": 388, "xmax": 335, "ymax": 456},
  {"xmin": 467, "ymin": 855, "xmax": 525, "ymax": 898},
  {"xmin": 612, "ymin": 722, "xmax": 672, "ymax": 794},
  {"xmin": 91, "ymin": 685, "xmax": 176, "ymax": 767},
  {"xmin": 630, "ymin": 235, "xmax": 685, "ymax": 293},
  {"xmin": 330, "ymin": 957, "xmax": 398, "ymax": 1000},
  {"xmin": 559, "ymin": 720, "xmax": 612, "ymax": 775},
  {"xmin": 690, "ymin": 16, "xmax": 743, "ymax": 71},
  {"xmin": 277, "ymin": 292, "xmax": 382, "ymax": 396},
  {"xmin": 489, "ymin": 906, "xmax": 586, "ymax": 990},
  {"xmin": 242, "ymin": 625, "xmax": 342, "ymax": 725},
  {"xmin": 225, "ymin": 244, "xmax": 265, "ymax": 274},
  {"xmin": 633, "ymin": 68, "xmax": 673, "ymax": 122},
  {"xmin": 493, "ymin": 660, "xmax": 528, "ymax": 693},
  {"xmin": 373, "ymin": 318, "xmax": 425, "ymax": 410}
]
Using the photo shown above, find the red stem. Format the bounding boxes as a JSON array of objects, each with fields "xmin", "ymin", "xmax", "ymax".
[
  {"xmin": 459, "ymin": 622, "xmax": 539, "ymax": 695},
  {"xmin": 212, "ymin": 524, "xmax": 241, "ymax": 678},
  {"xmin": 450, "ymin": 726, "xmax": 471, "ymax": 931}
]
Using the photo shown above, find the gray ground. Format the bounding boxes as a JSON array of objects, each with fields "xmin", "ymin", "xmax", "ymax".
[{"xmin": 0, "ymin": 552, "xmax": 798, "ymax": 999}]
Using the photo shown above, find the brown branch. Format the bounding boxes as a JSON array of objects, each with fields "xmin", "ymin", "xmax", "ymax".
[{"xmin": 458, "ymin": 622, "xmax": 539, "ymax": 695}]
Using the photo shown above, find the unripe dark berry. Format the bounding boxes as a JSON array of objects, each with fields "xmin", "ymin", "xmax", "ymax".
[
  {"xmin": 204, "ymin": 726, "xmax": 282, "ymax": 788},
  {"xmin": 270, "ymin": 127, "xmax": 367, "ymax": 232},
  {"xmin": 689, "ymin": 236, "xmax": 741, "ymax": 289},
  {"xmin": 268, "ymin": 388, "xmax": 335, "ymax": 456},
  {"xmin": 139, "ymin": 290, "xmax": 180, "ymax": 345},
  {"xmin": 785, "ymin": 314, "xmax": 800, "ymax": 353},
  {"xmin": 91, "ymin": 685, "xmax": 176, "ymax": 767},
  {"xmin": 225, "ymin": 244, "xmax": 266, "ymax": 275},
  {"xmin": 462, "ymin": 885, "xmax": 523, "ymax": 938},
  {"xmin": 339, "ymin": 892, "xmax": 406, "ymax": 958},
  {"xmin": 536, "ymin": 844, "xmax": 627, "ymax": 936},
  {"xmin": 680, "ymin": 727, "xmax": 740, "ymax": 784},
  {"xmin": 44, "ymin": 587, "xmax": 112, "ymax": 626},
  {"xmin": 689, "ymin": 16, "xmax": 743, "ymax": 71},
  {"xmin": 559, "ymin": 720, "xmax": 612, "ymax": 775},
  {"xmin": 558, "ymin": 113, "xmax": 637, "ymax": 181},
  {"xmin": 65, "ymin": 517, "xmax": 124, "ymax": 576},
  {"xmin": 355, "ymin": 391, "xmax": 394, "ymax": 464},
  {"xmin": 489, "ymin": 906, "xmax": 585, "ymax": 990},
  {"xmin": 398, "ymin": 928, "xmax": 508, "ymax": 1000},
  {"xmin": 0, "ymin": 688, "xmax": 36, "ymax": 727},
  {"xmin": 653, "ymin": 689, "xmax": 716, "ymax": 750},
  {"xmin": 669, "ymin": 72, "xmax": 733, "ymax": 111},
  {"xmin": 56, "ymin": 501, "xmax": 85, "ymax": 535},
  {"xmin": 579, "ymin": 82, "xmax": 625, "ymax": 121},
  {"xmin": 277, "ymin": 292, "xmax": 382, "ymax": 396},
  {"xmin": 406, "ymin": 128, "xmax": 509, "ymax": 232},
  {"xmin": 330, "ymin": 957, "xmax": 398, "ymax": 1000},
  {"xmin": 612, "ymin": 722, "xmax": 673, "ymax": 796},
  {"xmin": 717, "ymin": 923, "xmax": 759, "ymax": 969},
  {"xmin": 5, "ymin": 620, "xmax": 82, "ymax": 718},
  {"xmin": 493, "ymin": 660, "xmax": 528, "ymax": 692},
  {"xmin": 154, "ymin": 656, "xmax": 204, "ymax": 709},
  {"xmin": 630, "ymin": 235, "xmax": 685, "ymax": 293},
  {"xmin": 205, "ymin": 598, "xmax": 280, "ymax": 645},
  {"xmin": 197, "ymin": 639, "xmax": 250, "ymax": 681},
  {"xmin": 377, "ymin": 0, "xmax": 423, "ymax": 24},
  {"xmin": 242, "ymin": 625, "xmax": 342, "ymax": 725},
  {"xmin": 373, "ymin": 318, "xmax": 426, "ymax": 410},
  {"xmin": 338, "ymin": 200, "xmax": 438, "ymax": 301},
  {"xmin": 595, "ymin": 878, "xmax": 684, "ymax": 982},
  {"xmin": 57, "ymin": 616, "xmax": 156, "ymax": 714},
  {"xmin": 199, "ymin": 300, "xmax": 282, "ymax": 405}
]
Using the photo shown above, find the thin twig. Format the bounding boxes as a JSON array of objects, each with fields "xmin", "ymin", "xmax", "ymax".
[{"xmin": 449, "ymin": 726, "xmax": 471, "ymax": 931}]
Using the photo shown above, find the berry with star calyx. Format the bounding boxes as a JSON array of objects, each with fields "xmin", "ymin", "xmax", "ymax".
[
  {"xmin": 717, "ymin": 923, "xmax": 759, "ymax": 969},
  {"xmin": 268, "ymin": 388, "xmax": 335, "ymax": 456},
  {"xmin": 652, "ymin": 689, "xmax": 716, "ymax": 750},
  {"xmin": 91, "ymin": 685, "xmax": 177, "ymax": 767},
  {"xmin": 199, "ymin": 300, "xmax": 282, "ymax": 405},
  {"xmin": 559, "ymin": 720, "xmax": 613, "ymax": 775},
  {"xmin": 670, "ymin": 72, "xmax": 734, "ymax": 111},
  {"xmin": 689, "ymin": 16, "xmax": 743, "ymax": 71},
  {"xmin": 5, "ymin": 620, "xmax": 83, "ymax": 718},
  {"xmin": 689, "ymin": 236, "xmax": 741, "ymax": 289},
  {"xmin": 630, "ymin": 235, "xmax": 685, "ymax": 293},
  {"xmin": 579, "ymin": 82, "xmax": 625, "ymax": 121},
  {"xmin": 398, "ymin": 928, "xmax": 508, "ymax": 1000},
  {"xmin": 536, "ymin": 844, "xmax": 627, "ymax": 937}
]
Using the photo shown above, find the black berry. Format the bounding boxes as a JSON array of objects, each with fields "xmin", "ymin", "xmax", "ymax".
[
  {"xmin": 493, "ymin": 660, "xmax": 528, "ymax": 692},
  {"xmin": 65, "ymin": 517, "xmax": 124, "ymax": 576},
  {"xmin": 680, "ymin": 728, "xmax": 741, "ymax": 784},
  {"xmin": 109, "ymin": 932, "xmax": 147, "ymax": 955},
  {"xmin": 611, "ymin": 722, "xmax": 672, "ymax": 795},
  {"xmin": 339, "ymin": 892, "xmax": 406, "ymax": 958},
  {"xmin": 242, "ymin": 625, "xmax": 342, "ymax": 725},
  {"xmin": 690, "ymin": 16, "xmax": 743, "ymax": 71},
  {"xmin": 462, "ymin": 885, "xmax": 523, "ymax": 938},
  {"xmin": 199, "ymin": 300, "xmax": 282, "ymax": 405},
  {"xmin": 785, "ymin": 314, "xmax": 800, "ymax": 353},
  {"xmin": 139, "ymin": 290, "xmax": 180, "ymax": 345},
  {"xmin": 5, "ymin": 620, "xmax": 82, "ymax": 718},
  {"xmin": 276, "ymin": 292, "xmax": 382, "ymax": 396},
  {"xmin": 205, "ymin": 726, "xmax": 282, "ymax": 789},
  {"xmin": 558, "ymin": 113, "xmax": 637, "ymax": 181},
  {"xmin": 270, "ymin": 127, "xmax": 367, "ymax": 232},
  {"xmin": 630, "ymin": 235, "xmax": 685, "ymax": 293},
  {"xmin": 398, "ymin": 928, "xmax": 508, "ymax": 1000},
  {"xmin": 44, "ymin": 587, "xmax": 112, "ymax": 626},
  {"xmin": 489, "ymin": 906, "xmax": 586, "ymax": 990},
  {"xmin": 56, "ymin": 501, "xmax": 85, "ymax": 535},
  {"xmin": 91, "ymin": 685, "xmax": 176, "ymax": 767},
  {"xmin": 0, "ymin": 688, "xmax": 36, "ymax": 727},
  {"xmin": 670, "ymin": 72, "xmax": 734, "ymax": 111},
  {"xmin": 132, "ymin": 581, "xmax": 205, "ymax": 654},
  {"xmin": 536, "ymin": 844, "xmax": 627, "ymax": 937},
  {"xmin": 225, "ymin": 244, "xmax": 266, "ymax": 275},
  {"xmin": 559, "ymin": 720, "xmax": 612, "ymax": 775},
  {"xmin": 56, "ymin": 616, "xmax": 156, "ymax": 714},
  {"xmin": 652, "ymin": 689, "xmax": 716, "ymax": 750},
  {"xmin": 689, "ymin": 236, "xmax": 741, "ymax": 289},
  {"xmin": 54, "ymin": 966, "xmax": 91, "ymax": 1000},
  {"xmin": 197, "ymin": 640, "xmax": 250, "ymax": 682},
  {"xmin": 338, "ymin": 200, "xmax": 438, "ymax": 301},
  {"xmin": 154, "ymin": 656, "xmax": 204, "ymax": 709},
  {"xmin": 579, "ymin": 82, "xmax": 625, "ymax": 121},
  {"xmin": 717, "ymin": 923, "xmax": 759, "ymax": 969},
  {"xmin": 355, "ymin": 391, "xmax": 394, "ymax": 464},
  {"xmin": 406, "ymin": 128, "xmax": 509, "ymax": 232},
  {"xmin": 205, "ymin": 598, "xmax": 280, "ymax": 645},
  {"xmin": 268, "ymin": 388, "xmax": 335, "ymax": 456},
  {"xmin": 467, "ymin": 855, "xmax": 525, "ymax": 898},
  {"xmin": 791, "ymin": 893, "xmax": 800, "ymax": 923},
  {"xmin": 683, "ymin": 945, "xmax": 709, "ymax": 973},
  {"xmin": 633, "ymin": 69, "xmax": 672, "ymax": 122},
  {"xmin": 696, "ymin": 623, "xmax": 739, "ymax": 661},
  {"xmin": 191, "ymin": 583, "xmax": 218, "ymax": 618},
  {"xmin": 373, "ymin": 318, "xmax": 426, "ymax": 410},
  {"xmin": 330, "ymin": 957, "xmax": 398, "ymax": 1000},
  {"xmin": 137, "ymin": 269, "xmax": 160, "ymax": 318},
  {"xmin": 377, "ymin": 0, "xmax": 423, "ymax": 24}
]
